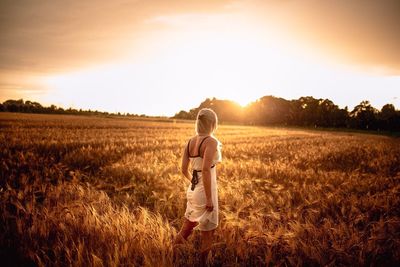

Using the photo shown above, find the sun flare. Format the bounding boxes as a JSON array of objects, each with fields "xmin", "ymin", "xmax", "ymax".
[
  {"xmin": 43, "ymin": 15, "xmax": 302, "ymax": 115},
  {"xmin": 39, "ymin": 12, "xmax": 400, "ymax": 116}
]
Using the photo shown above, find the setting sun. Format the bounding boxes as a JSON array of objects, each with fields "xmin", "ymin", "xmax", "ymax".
[
  {"xmin": 41, "ymin": 11, "xmax": 400, "ymax": 116},
  {"xmin": 45, "ymin": 22, "xmax": 277, "ymax": 114}
]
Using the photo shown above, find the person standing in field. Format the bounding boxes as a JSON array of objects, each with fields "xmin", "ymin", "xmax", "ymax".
[{"xmin": 173, "ymin": 108, "xmax": 222, "ymax": 265}]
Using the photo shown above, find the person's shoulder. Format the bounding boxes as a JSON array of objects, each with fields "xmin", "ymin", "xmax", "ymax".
[
  {"xmin": 206, "ymin": 136, "xmax": 218, "ymax": 147},
  {"xmin": 187, "ymin": 135, "xmax": 197, "ymax": 142}
]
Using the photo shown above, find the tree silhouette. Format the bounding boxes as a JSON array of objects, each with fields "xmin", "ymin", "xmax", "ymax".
[
  {"xmin": 1, "ymin": 97, "xmax": 399, "ymax": 132},
  {"xmin": 349, "ymin": 101, "xmax": 378, "ymax": 130},
  {"xmin": 173, "ymin": 97, "xmax": 398, "ymax": 132},
  {"xmin": 378, "ymin": 104, "xmax": 399, "ymax": 131}
]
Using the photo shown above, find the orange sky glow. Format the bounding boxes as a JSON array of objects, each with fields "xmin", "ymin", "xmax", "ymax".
[{"xmin": 0, "ymin": 0, "xmax": 399, "ymax": 116}]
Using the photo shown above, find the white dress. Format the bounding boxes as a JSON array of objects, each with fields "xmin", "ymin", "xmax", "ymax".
[{"xmin": 184, "ymin": 136, "xmax": 222, "ymax": 231}]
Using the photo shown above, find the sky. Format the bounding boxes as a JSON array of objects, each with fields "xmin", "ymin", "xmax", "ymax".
[{"xmin": 0, "ymin": 0, "xmax": 399, "ymax": 116}]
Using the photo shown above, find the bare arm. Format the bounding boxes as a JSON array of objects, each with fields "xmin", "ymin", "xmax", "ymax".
[
  {"xmin": 181, "ymin": 142, "xmax": 192, "ymax": 182},
  {"xmin": 202, "ymin": 138, "xmax": 217, "ymax": 210}
]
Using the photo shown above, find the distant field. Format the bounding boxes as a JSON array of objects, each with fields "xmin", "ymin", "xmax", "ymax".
[{"xmin": 1, "ymin": 112, "xmax": 399, "ymax": 266}]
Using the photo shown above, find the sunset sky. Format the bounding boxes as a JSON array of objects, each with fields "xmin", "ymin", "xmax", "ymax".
[{"xmin": 0, "ymin": 0, "xmax": 399, "ymax": 116}]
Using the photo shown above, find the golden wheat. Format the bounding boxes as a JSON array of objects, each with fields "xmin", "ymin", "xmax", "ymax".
[{"xmin": 0, "ymin": 112, "xmax": 399, "ymax": 266}]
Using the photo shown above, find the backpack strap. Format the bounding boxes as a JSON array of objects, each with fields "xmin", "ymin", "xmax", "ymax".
[{"xmin": 197, "ymin": 136, "xmax": 210, "ymax": 156}]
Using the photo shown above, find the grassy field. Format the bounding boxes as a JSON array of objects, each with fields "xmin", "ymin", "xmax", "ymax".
[{"xmin": 1, "ymin": 112, "xmax": 399, "ymax": 266}]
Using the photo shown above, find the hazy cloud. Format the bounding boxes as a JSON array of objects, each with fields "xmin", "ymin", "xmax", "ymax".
[
  {"xmin": 1, "ymin": 0, "xmax": 399, "ymax": 75},
  {"xmin": 0, "ymin": 0, "xmax": 229, "ymax": 74},
  {"xmin": 246, "ymin": 0, "xmax": 400, "ymax": 74}
]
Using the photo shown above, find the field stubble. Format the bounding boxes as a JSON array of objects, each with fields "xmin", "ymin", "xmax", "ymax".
[{"xmin": 0, "ymin": 113, "xmax": 399, "ymax": 266}]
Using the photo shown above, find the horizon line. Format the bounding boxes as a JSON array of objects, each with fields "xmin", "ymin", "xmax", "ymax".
[{"xmin": 1, "ymin": 94, "xmax": 399, "ymax": 117}]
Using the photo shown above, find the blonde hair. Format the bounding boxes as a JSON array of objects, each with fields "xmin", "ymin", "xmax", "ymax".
[{"xmin": 195, "ymin": 108, "xmax": 218, "ymax": 135}]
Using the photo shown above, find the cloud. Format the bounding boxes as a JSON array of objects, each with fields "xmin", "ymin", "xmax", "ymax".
[
  {"xmin": 0, "ymin": 0, "xmax": 230, "ymax": 74},
  {"xmin": 247, "ymin": 0, "xmax": 400, "ymax": 74},
  {"xmin": 1, "ymin": 0, "xmax": 399, "ymax": 76}
]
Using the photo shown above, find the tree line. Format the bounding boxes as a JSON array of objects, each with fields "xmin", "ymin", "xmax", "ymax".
[
  {"xmin": 174, "ymin": 96, "xmax": 400, "ymax": 132},
  {"xmin": 1, "ymin": 97, "xmax": 399, "ymax": 132},
  {"xmin": 0, "ymin": 99, "xmax": 143, "ymax": 117}
]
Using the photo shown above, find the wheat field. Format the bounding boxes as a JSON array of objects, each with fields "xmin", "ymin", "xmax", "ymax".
[{"xmin": 0, "ymin": 112, "xmax": 399, "ymax": 266}]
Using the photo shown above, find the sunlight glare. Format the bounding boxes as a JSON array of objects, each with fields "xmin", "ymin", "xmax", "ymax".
[
  {"xmin": 43, "ymin": 14, "xmax": 360, "ymax": 115},
  {"xmin": 44, "ymin": 18, "xmax": 294, "ymax": 115}
]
